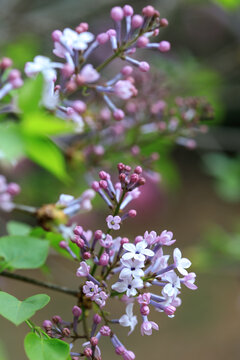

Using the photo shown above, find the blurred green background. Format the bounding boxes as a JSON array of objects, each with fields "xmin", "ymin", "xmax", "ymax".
[{"xmin": 0, "ymin": 0, "xmax": 240, "ymax": 359}]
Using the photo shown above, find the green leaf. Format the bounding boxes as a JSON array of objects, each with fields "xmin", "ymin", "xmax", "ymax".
[
  {"xmin": 0, "ymin": 236, "xmax": 49, "ymax": 270},
  {"xmin": 24, "ymin": 333, "xmax": 70, "ymax": 360},
  {"xmin": 0, "ymin": 292, "xmax": 50, "ymax": 326},
  {"xmin": 213, "ymin": 0, "xmax": 240, "ymax": 10},
  {"xmin": 7, "ymin": 221, "xmax": 32, "ymax": 236},
  {"xmin": 18, "ymin": 76, "xmax": 43, "ymax": 113},
  {"xmin": 24, "ymin": 135, "xmax": 69, "ymax": 182},
  {"xmin": 22, "ymin": 112, "xmax": 74, "ymax": 136},
  {"xmin": 0, "ymin": 123, "xmax": 25, "ymax": 162}
]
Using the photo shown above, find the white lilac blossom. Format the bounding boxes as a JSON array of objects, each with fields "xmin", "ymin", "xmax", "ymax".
[
  {"xmin": 112, "ymin": 276, "xmax": 144, "ymax": 297},
  {"xmin": 119, "ymin": 303, "xmax": 138, "ymax": 335},
  {"xmin": 122, "ymin": 241, "xmax": 154, "ymax": 262},
  {"xmin": 56, "ymin": 189, "xmax": 95, "ymax": 217},
  {"xmin": 162, "ymin": 271, "xmax": 181, "ymax": 298},
  {"xmin": 173, "ymin": 248, "xmax": 192, "ymax": 276},
  {"xmin": 119, "ymin": 258, "xmax": 145, "ymax": 279}
]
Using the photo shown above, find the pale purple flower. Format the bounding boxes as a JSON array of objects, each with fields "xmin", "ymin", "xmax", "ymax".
[
  {"xmin": 137, "ymin": 293, "xmax": 151, "ymax": 305},
  {"xmin": 182, "ymin": 272, "xmax": 198, "ymax": 290},
  {"xmin": 162, "ymin": 271, "xmax": 181, "ymax": 298},
  {"xmin": 99, "ymin": 234, "xmax": 113, "ymax": 248},
  {"xmin": 76, "ymin": 261, "xmax": 90, "ymax": 277},
  {"xmin": 123, "ymin": 350, "xmax": 136, "ymax": 360},
  {"xmin": 173, "ymin": 248, "xmax": 191, "ymax": 276},
  {"xmin": 80, "ymin": 64, "xmax": 100, "ymax": 83},
  {"xmin": 157, "ymin": 230, "xmax": 176, "ymax": 246},
  {"xmin": 143, "ymin": 231, "xmax": 157, "ymax": 245},
  {"xmin": 57, "ymin": 28, "xmax": 94, "ymax": 53},
  {"xmin": 106, "ymin": 215, "xmax": 121, "ymax": 230},
  {"xmin": 141, "ymin": 318, "xmax": 159, "ymax": 336},
  {"xmin": 93, "ymin": 291, "xmax": 108, "ymax": 308},
  {"xmin": 25, "ymin": 56, "xmax": 62, "ymax": 81},
  {"xmin": 119, "ymin": 258, "xmax": 144, "ymax": 279},
  {"xmin": 112, "ymin": 276, "xmax": 143, "ymax": 297},
  {"xmin": 57, "ymin": 194, "xmax": 75, "ymax": 206},
  {"xmin": 151, "ymin": 249, "xmax": 170, "ymax": 273},
  {"xmin": 114, "ymin": 80, "xmax": 137, "ymax": 100},
  {"xmin": 122, "ymin": 241, "xmax": 154, "ymax": 262},
  {"xmin": 83, "ymin": 281, "xmax": 98, "ymax": 298},
  {"xmin": 119, "ymin": 303, "xmax": 138, "ymax": 335}
]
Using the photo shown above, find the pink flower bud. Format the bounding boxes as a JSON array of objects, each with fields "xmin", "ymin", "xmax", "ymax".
[
  {"xmin": 93, "ymin": 314, "xmax": 102, "ymax": 324},
  {"xmin": 121, "ymin": 66, "xmax": 133, "ymax": 76},
  {"xmin": 139, "ymin": 61, "xmax": 150, "ymax": 72},
  {"xmin": 42, "ymin": 320, "xmax": 52, "ymax": 329},
  {"xmin": 92, "ymin": 181, "xmax": 100, "ymax": 191},
  {"xmin": 107, "ymin": 29, "xmax": 117, "ymax": 37},
  {"xmin": 90, "ymin": 337, "xmax": 99, "ymax": 346},
  {"xmin": 160, "ymin": 18, "xmax": 169, "ymax": 27},
  {"xmin": 99, "ymin": 180, "xmax": 108, "ymax": 189},
  {"xmin": 99, "ymin": 252, "xmax": 109, "ymax": 266},
  {"xmin": 164, "ymin": 305, "xmax": 176, "ymax": 316},
  {"xmin": 130, "ymin": 173, "xmax": 139, "ymax": 183},
  {"xmin": 51, "ymin": 30, "xmax": 62, "ymax": 41},
  {"xmin": 113, "ymin": 109, "xmax": 125, "ymax": 121},
  {"xmin": 128, "ymin": 209, "xmax": 137, "ymax": 218},
  {"xmin": 111, "ymin": 6, "xmax": 124, "ymax": 21},
  {"xmin": 137, "ymin": 36, "xmax": 149, "ymax": 48},
  {"xmin": 140, "ymin": 305, "xmax": 150, "ymax": 315},
  {"xmin": 0, "ymin": 57, "xmax": 13, "ymax": 69},
  {"xmin": 74, "ymin": 226, "xmax": 83, "ymax": 236},
  {"xmin": 97, "ymin": 32, "xmax": 109, "ymax": 44},
  {"xmin": 134, "ymin": 236, "xmax": 143, "ymax": 244},
  {"xmin": 7, "ymin": 183, "xmax": 21, "ymax": 195},
  {"xmin": 83, "ymin": 252, "xmax": 91, "ymax": 260},
  {"xmin": 158, "ymin": 41, "xmax": 171, "ymax": 52},
  {"xmin": 100, "ymin": 325, "xmax": 111, "ymax": 336},
  {"xmin": 72, "ymin": 305, "xmax": 82, "ymax": 317},
  {"xmin": 134, "ymin": 166, "xmax": 142, "ymax": 174},
  {"xmin": 94, "ymin": 230, "xmax": 102, "ymax": 240},
  {"xmin": 123, "ymin": 5, "xmax": 134, "ymax": 16},
  {"xmin": 115, "ymin": 346, "xmax": 125, "ymax": 355},
  {"xmin": 75, "ymin": 237, "xmax": 85, "ymax": 248},
  {"xmin": 59, "ymin": 241, "xmax": 68, "ymax": 249},
  {"xmin": 142, "ymin": 5, "xmax": 155, "ymax": 17},
  {"xmin": 99, "ymin": 171, "xmax": 108, "ymax": 180},
  {"xmin": 72, "ymin": 100, "xmax": 86, "ymax": 114},
  {"xmin": 131, "ymin": 15, "xmax": 143, "ymax": 28},
  {"xmin": 52, "ymin": 315, "xmax": 62, "ymax": 323},
  {"xmin": 121, "ymin": 237, "xmax": 129, "ymax": 245}
]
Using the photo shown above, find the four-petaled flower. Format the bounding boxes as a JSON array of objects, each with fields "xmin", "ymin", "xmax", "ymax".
[
  {"xmin": 122, "ymin": 241, "xmax": 154, "ymax": 262},
  {"xmin": 112, "ymin": 276, "xmax": 143, "ymax": 297},
  {"xmin": 173, "ymin": 248, "xmax": 191, "ymax": 276},
  {"xmin": 25, "ymin": 56, "xmax": 62, "ymax": 80},
  {"xmin": 83, "ymin": 281, "xmax": 98, "ymax": 298},
  {"xmin": 119, "ymin": 303, "xmax": 138, "ymax": 335},
  {"xmin": 182, "ymin": 272, "xmax": 198, "ymax": 290},
  {"xmin": 93, "ymin": 291, "xmax": 109, "ymax": 308},
  {"xmin": 106, "ymin": 215, "xmax": 121, "ymax": 230},
  {"xmin": 120, "ymin": 258, "xmax": 144, "ymax": 279},
  {"xmin": 162, "ymin": 271, "xmax": 181, "ymax": 298}
]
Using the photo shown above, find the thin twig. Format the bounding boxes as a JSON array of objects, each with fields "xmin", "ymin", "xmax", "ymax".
[{"xmin": 0, "ymin": 271, "xmax": 78, "ymax": 297}]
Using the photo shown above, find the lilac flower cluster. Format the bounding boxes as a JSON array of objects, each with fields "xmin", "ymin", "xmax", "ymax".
[
  {"xmin": 0, "ymin": 57, "xmax": 23, "ymax": 113},
  {"xmin": 40, "ymin": 164, "xmax": 197, "ymax": 360},
  {"xmin": 24, "ymin": 4, "xmax": 170, "ymax": 129},
  {"xmin": 0, "ymin": 175, "xmax": 21, "ymax": 211}
]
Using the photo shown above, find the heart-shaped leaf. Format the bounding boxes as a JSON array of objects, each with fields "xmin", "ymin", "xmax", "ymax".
[
  {"xmin": 0, "ymin": 292, "xmax": 50, "ymax": 326},
  {"xmin": 24, "ymin": 333, "xmax": 70, "ymax": 360},
  {"xmin": 7, "ymin": 221, "xmax": 32, "ymax": 236},
  {"xmin": 0, "ymin": 236, "xmax": 49, "ymax": 270}
]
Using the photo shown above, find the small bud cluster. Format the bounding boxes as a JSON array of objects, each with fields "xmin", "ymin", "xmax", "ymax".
[
  {"xmin": 0, "ymin": 175, "xmax": 21, "ymax": 212},
  {"xmin": 0, "ymin": 57, "xmax": 23, "ymax": 111},
  {"xmin": 37, "ymin": 164, "xmax": 198, "ymax": 360},
  {"xmin": 24, "ymin": 4, "xmax": 170, "ymax": 129}
]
